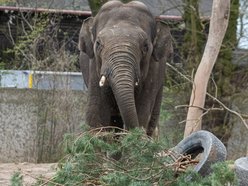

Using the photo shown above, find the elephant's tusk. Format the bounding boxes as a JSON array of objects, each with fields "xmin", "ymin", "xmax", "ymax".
[
  {"xmin": 99, "ymin": 76, "xmax": 106, "ymax": 87},
  {"xmin": 135, "ymin": 82, "xmax": 139, "ymax": 86}
]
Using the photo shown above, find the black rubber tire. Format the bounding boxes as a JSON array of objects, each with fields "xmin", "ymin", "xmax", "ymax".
[
  {"xmin": 172, "ymin": 130, "xmax": 227, "ymax": 176},
  {"xmin": 234, "ymin": 157, "xmax": 248, "ymax": 186}
]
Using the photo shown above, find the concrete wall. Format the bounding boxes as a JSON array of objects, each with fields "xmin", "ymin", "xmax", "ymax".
[
  {"xmin": 0, "ymin": 88, "xmax": 87, "ymax": 163},
  {"xmin": 1, "ymin": 87, "xmax": 247, "ymax": 163}
]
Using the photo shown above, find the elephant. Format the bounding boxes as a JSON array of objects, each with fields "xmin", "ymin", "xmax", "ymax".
[{"xmin": 78, "ymin": 0, "xmax": 173, "ymax": 136}]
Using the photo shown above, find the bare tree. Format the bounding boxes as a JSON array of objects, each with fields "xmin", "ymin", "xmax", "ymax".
[{"xmin": 184, "ymin": 0, "xmax": 230, "ymax": 138}]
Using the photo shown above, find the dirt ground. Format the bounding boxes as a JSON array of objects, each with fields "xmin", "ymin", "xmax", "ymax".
[{"xmin": 0, "ymin": 163, "xmax": 57, "ymax": 186}]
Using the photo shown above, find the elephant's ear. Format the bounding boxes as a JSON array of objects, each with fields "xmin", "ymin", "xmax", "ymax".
[
  {"xmin": 152, "ymin": 21, "xmax": 173, "ymax": 62},
  {"xmin": 78, "ymin": 17, "xmax": 94, "ymax": 88},
  {"xmin": 78, "ymin": 17, "xmax": 94, "ymax": 58}
]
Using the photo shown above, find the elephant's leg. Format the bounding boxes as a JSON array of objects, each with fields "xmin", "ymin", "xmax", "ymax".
[
  {"xmin": 136, "ymin": 89, "xmax": 157, "ymax": 131},
  {"xmin": 146, "ymin": 86, "xmax": 163, "ymax": 137},
  {"xmin": 86, "ymin": 62, "xmax": 103, "ymax": 127}
]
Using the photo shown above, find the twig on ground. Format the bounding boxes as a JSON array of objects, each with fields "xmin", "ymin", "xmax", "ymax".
[{"xmin": 20, "ymin": 170, "xmax": 61, "ymax": 186}]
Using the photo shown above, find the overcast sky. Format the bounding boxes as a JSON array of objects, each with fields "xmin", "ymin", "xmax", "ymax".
[{"xmin": 238, "ymin": 0, "xmax": 248, "ymax": 49}]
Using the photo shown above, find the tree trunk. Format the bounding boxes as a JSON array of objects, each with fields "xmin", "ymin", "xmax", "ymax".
[
  {"xmin": 184, "ymin": 0, "xmax": 230, "ymax": 138},
  {"xmin": 88, "ymin": 0, "xmax": 132, "ymax": 16}
]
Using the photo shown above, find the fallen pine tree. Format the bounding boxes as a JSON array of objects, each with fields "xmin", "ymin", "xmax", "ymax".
[{"xmin": 23, "ymin": 127, "xmax": 237, "ymax": 186}]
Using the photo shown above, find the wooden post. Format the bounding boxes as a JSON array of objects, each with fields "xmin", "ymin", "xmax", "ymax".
[{"xmin": 184, "ymin": 0, "xmax": 230, "ymax": 138}]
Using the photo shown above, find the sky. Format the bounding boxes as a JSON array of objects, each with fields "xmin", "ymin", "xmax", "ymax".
[{"xmin": 237, "ymin": 0, "xmax": 248, "ymax": 49}]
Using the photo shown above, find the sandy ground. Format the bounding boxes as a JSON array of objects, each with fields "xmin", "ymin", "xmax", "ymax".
[{"xmin": 0, "ymin": 163, "xmax": 57, "ymax": 186}]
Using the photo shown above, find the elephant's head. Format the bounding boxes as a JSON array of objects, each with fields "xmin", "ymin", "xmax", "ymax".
[{"xmin": 79, "ymin": 1, "xmax": 172, "ymax": 129}]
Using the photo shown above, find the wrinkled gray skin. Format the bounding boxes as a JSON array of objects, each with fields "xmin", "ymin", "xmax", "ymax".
[{"xmin": 78, "ymin": 0, "xmax": 172, "ymax": 136}]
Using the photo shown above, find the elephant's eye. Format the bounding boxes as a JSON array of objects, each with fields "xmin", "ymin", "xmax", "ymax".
[
  {"xmin": 95, "ymin": 40, "xmax": 103, "ymax": 54},
  {"xmin": 142, "ymin": 42, "xmax": 149, "ymax": 54}
]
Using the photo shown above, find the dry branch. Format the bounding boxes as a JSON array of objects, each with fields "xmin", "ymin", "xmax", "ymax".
[{"xmin": 166, "ymin": 62, "xmax": 248, "ymax": 131}]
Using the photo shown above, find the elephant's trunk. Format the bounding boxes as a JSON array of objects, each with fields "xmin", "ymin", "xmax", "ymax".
[
  {"xmin": 101, "ymin": 46, "xmax": 140, "ymax": 129},
  {"xmin": 111, "ymin": 63, "xmax": 138, "ymax": 129}
]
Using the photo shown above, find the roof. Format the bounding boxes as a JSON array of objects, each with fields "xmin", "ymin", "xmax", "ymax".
[{"xmin": 0, "ymin": 0, "xmax": 213, "ymax": 17}]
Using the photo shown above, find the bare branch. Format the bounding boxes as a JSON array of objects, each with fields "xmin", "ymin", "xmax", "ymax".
[
  {"xmin": 206, "ymin": 92, "xmax": 248, "ymax": 130},
  {"xmin": 16, "ymin": 1, "xmax": 33, "ymax": 30},
  {"xmin": 7, "ymin": 20, "xmax": 15, "ymax": 45},
  {"xmin": 166, "ymin": 61, "xmax": 248, "ymax": 131}
]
